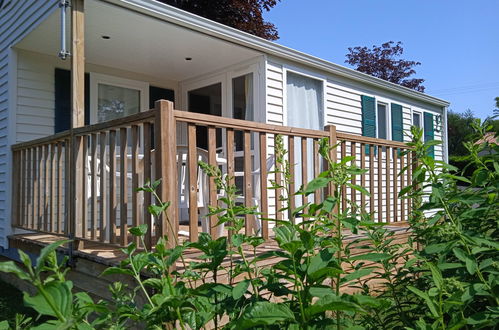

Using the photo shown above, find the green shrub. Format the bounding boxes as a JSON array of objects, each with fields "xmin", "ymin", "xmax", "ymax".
[{"xmin": 0, "ymin": 122, "xmax": 497, "ymax": 329}]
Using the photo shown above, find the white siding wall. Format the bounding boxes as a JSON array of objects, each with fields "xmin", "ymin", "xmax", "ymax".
[
  {"xmin": 0, "ymin": 0, "xmax": 59, "ymax": 248},
  {"xmin": 15, "ymin": 49, "xmax": 179, "ymax": 143},
  {"xmin": 265, "ymin": 58, "xmax": 447, "ymax": 223}
]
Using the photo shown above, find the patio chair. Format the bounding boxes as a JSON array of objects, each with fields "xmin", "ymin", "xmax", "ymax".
[{"xmin": 234, "ymin": 154, "xmax": 275, "ymax": 234}]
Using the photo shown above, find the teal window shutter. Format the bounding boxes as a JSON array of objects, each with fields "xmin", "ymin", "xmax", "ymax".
[
  {"xmin": 391, "ymin": 103, "xmax": 403, "ymax": 142},
  {"xmin": 424, "ymin": 112, "xmax": 435, "ymax": 158},
  {"xmin": 361, "ymin": 95, "xmax": 376, "ymax": 154}
]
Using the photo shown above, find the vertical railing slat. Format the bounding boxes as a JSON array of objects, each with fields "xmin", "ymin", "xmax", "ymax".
[
  {"xmin": 301, "ymin": 137, "xmax": 308, "ymax": 208},
  {"xmin": 288, "ymin": 136, "xmax": 295, "ymax": 218},
  {"xmin": 385, "ymin": 146, "xmax": 391, "ymax": 223},
  {"xmin": 99, "ymin": 132, "xmax": 107, "ymax": 242},
  {"xmin": 120, "ymin": 127, "xmax": 128, "ymax": 246},
  {"xmin": 259, "ymin": 132, "xmax": 269, "ymax": 240},
  {"xmin": 393, "ymin": 148, "xmax": 398, "ymax": 222},
  {"xmin": 360, "ymin": 143, "xmax": 366, "ymax": 210},
  {"xmin": 369, "ymin": 145, "xmax": 374, "ymax": 216},
  {"xmin": 109, "ymin": 130, "xmax": 117, "ymax": 244},
  {"xmin": 90, "ymin": 134, "xmax": 97, "ymax": 240},
  {"xmin": 57, "ymin": 143, "xmax": 63, "ymax": 234},
  {"xmin": 313, "ymin": 139, "xmax": 320, "ymax": 205},
  {"xmin": 187, "ymin": 124, "xmax": 199, "ymax": 242},
  {"xmin": 243, "ymin": 130, "xmax": 253, "ymax": 235},
  {"xmin": 400, "ymin": 148, "xmax": 406, "ymax": 222},
  {"xmin": 81, "ymin": 136, "xmax": 88, "ymax": 239},
  {"xmin": 226, "ymin": 128, "xmax": 235, "ymax": 239},
  {"xmin": 131, "ymin": 125, "xmax": 139, "ymax": 245},
  {"xmin": 50, "ymin": 144, "xmax": 56, "ymax": 232},
  {"xmin": 350, "ymin": 142, "xmax": 357, "ymax": 208},
  {"xmin": 207, "ymin": 126, "xmax": 218, "ymax": 238},
  {"xmin": 142, "ymin": 123, "xmax": 152, "ymax": 248},
  {"xmin": 341, "ymin": 141, "xmax": 347, "ymax": 212},
  {"xmin": 377, "ymin": 145, "xmax": 383, "ymax": 223},
  {"xmin": 43, "ymin": 144, "xmax": 49, "ymax": 232}
]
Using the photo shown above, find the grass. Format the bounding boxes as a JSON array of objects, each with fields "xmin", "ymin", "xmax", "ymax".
[{"xmin": 0, "ymin": 278, "xmax": 37, "ymax": 326}]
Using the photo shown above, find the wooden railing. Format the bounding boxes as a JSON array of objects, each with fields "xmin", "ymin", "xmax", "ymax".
[{"xmin": 11, "ymin": 100, "xmax": 414, "ymax": 249}]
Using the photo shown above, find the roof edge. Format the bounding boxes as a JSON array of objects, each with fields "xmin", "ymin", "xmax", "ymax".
[{"xmin": 104, "ymin": 0, "xmax": 450, "ymax": 108}]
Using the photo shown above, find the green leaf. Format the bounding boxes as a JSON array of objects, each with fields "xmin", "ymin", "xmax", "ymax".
[
  {"xmin": 346, "ymin": 183, "xmax": 370, "ymax": 196},
  {"xmin": 0, "ymin": 321, "xmax": 9, "ymax": 330},
  {"xmin": 24, "ymin": 281, "xmax": 73, "ymax": 319},
  {"xmin": 427, "ymin": 262, "xmax": 443, "ymax": 290},
  {"xmin": 101, "ymin": 266, "xmax": 134, "ymax": 277},
  {"xmin": 0, "ymin": 261, "xmax": 30, "ymax": 280},
  {"xmin": 342, "ymin": 268, "xmax": 374, "ymax": 283},
  {"xmin": 407, "ymin": 286, "xmax": 439, "ymax": 318},
  {"xmin": 309, "ymin": 286, "xmax": 335, "ymax": 298},
  {"xmin": 35, "ymin": 240, "xmax": 70, "ymax": 275},
  {"xmin": 128, "ymin": 224, "xmax": 148, "ymax": 237},
  {"xmin": 236, "ymin": 302, "xmax": 296, "ymax": 329},
  {"xmin": 232, "ymin": 280, "xmax": 250, "ymax": 300},
  {"xmin": 453, "ymin": 248, "xmax": 477, "ymax": 275},
  {"xmin": 350, "ymin": 253, "xmax": 392, "ymax": 262},
  {"xmin": 304, "ymin": 294, "xmax": 361, "ymax": 317},
  {"xmin": 304, "ymin": 177, "xmax": 332, "ymax": 195}
]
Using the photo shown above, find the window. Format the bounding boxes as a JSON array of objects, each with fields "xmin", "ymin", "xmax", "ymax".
[
  {"xmin": 413, "ymin": 111, "xmax": 422, "ymax": 128},
  {"xmin": 286, "ymin": 72, "xmax": 324, "ymax": 130},
  {"xmin": 377, "ymin": 103, "xmax": 388, "ymax": 139},
  {"xmin": 362, "ymin": 96, "xmax": 404, "ymax": 149},
  {"xmin": 90, "ymin": 73, "xmax": 148, "ymax": 124}
]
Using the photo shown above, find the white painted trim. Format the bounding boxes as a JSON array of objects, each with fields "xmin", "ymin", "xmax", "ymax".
[
  {"xmin": 411, "ymin": 109, "xmax": 423, "ymax": 129},
  {"xmin": 5, "ymin": 47, "xmax": 19, "ymax": 248},
  {"xmin": 89, "ymin": 72, "xmax": 149, "ymax": 124},
  {"xmin": 102, "ymin": 0, "xmax": 449, "ymax": 108}
]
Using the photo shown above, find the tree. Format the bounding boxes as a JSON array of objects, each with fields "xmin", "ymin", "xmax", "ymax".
[
  {"xmin": 157, "ymin": 0, "xmax": 281, "ymax": 40},
  {"xmin": 345, "ymin": 41, "xmax": 425, "ymax": 92},
  {"xmin": 447, "ymin": 109, "xmax": 476, "ymax": 158}
]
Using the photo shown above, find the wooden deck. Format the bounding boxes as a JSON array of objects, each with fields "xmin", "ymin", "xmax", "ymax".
[{"xmin": 8, "ymin": 223, "xmax": 411, "ymax": 279}]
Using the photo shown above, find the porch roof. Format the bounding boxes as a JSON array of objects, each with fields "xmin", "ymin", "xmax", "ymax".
[
  {"xmin": 15, "ymin": 0, "xmax": 262, "ymax": 81},
  {"xmin": 16, "ymin": 0, "xmax": 449, "ymax": 107}
]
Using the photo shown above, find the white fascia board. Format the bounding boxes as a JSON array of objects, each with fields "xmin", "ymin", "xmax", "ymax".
[{"xmin": 103, "ymin": 0, "xmax": 450, "ymax": 108}]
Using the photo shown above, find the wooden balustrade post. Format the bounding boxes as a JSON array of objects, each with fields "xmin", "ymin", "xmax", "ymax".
[{"xmin": 154, "ymin": 100, "xmax": 177, "ymax": 249}]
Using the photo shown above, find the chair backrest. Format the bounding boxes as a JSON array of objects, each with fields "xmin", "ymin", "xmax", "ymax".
[{"xmin": 176, "ymin": 145, "xmax": 209, "ymax": 208}]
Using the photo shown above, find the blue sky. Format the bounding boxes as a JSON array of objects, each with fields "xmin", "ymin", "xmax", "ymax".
[{"xmin": 264, "ymin": 0, "xmax": 499, "ymax": 119}]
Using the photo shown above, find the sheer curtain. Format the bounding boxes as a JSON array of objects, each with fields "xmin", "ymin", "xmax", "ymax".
[{"xmin": 286, "ymin": 72, "xmax": 324, "ymax": 208}]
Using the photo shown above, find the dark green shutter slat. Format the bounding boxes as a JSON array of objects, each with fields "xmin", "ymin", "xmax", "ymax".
[
  {"xmin": 391, "ymin": 103, "xmax": 403, "ymax": 142},
  {"xmin": 424, "ymin": 112, "xmax": 435, "ymax": 158},
  {"xmin": 84, "ymin": 73, "xmax": 90, "ymax": 125},
  {"xmin": 361, "ymin": 95, "xmax": 376, "ymax": 155},
  {"xmin": 54, "ymin": 68, "xmax": 90, "ymax": 133},
  {"xmin": 149, "ymin": 86, "xmax": 175, "ymax": 109},
  {"xmin": 54, "ymin": 69, "xmax": 70, "ymax": 133}
]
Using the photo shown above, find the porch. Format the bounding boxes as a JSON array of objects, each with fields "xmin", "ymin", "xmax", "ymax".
[{"xmin": 10, "ymin": 100, "xmax": 414, "ymax": 253}]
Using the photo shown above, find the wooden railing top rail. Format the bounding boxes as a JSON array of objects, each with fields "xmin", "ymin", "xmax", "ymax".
[
  {"xmin": 12, "ymin": 110, "xmax": 156, "ymax": 151},
  {"xmin": 174, "ymin": 110, "xmax": 330, "ymax": 139},
  {"xmin": 72, "ymin": 110, "xmax": 156, "ymax": 136},
  {"xmin": 336, "ymin": 132, "xmax": 412, "ymax": 149},
  {"xmin": 12, "ymin": 131, "xmax": 71, "ymax": 151},
  {"xmin": 11, "ymin": 106, "xmax": 413, "ymax": 152}
]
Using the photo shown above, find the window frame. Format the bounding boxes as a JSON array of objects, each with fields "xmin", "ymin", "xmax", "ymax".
[
  {"xmin": 283, "ymin": 68, "xmax": 326, "ymax": 129},
  {"xmin": 89, "ymin": 73, "xmax": 149, "ymax": 124},
  {"xmin": 376, "ymin": 101, "xmax": 391, "ymax": 140},
  {"xmin": 412, "ymin": 110, "xmax": 423, "ymax": 130}
]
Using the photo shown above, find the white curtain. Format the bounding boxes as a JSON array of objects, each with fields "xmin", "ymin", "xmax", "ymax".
[{"xmin": 286, "ymin": 72, "xmax": 323, "ymax": 208}]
